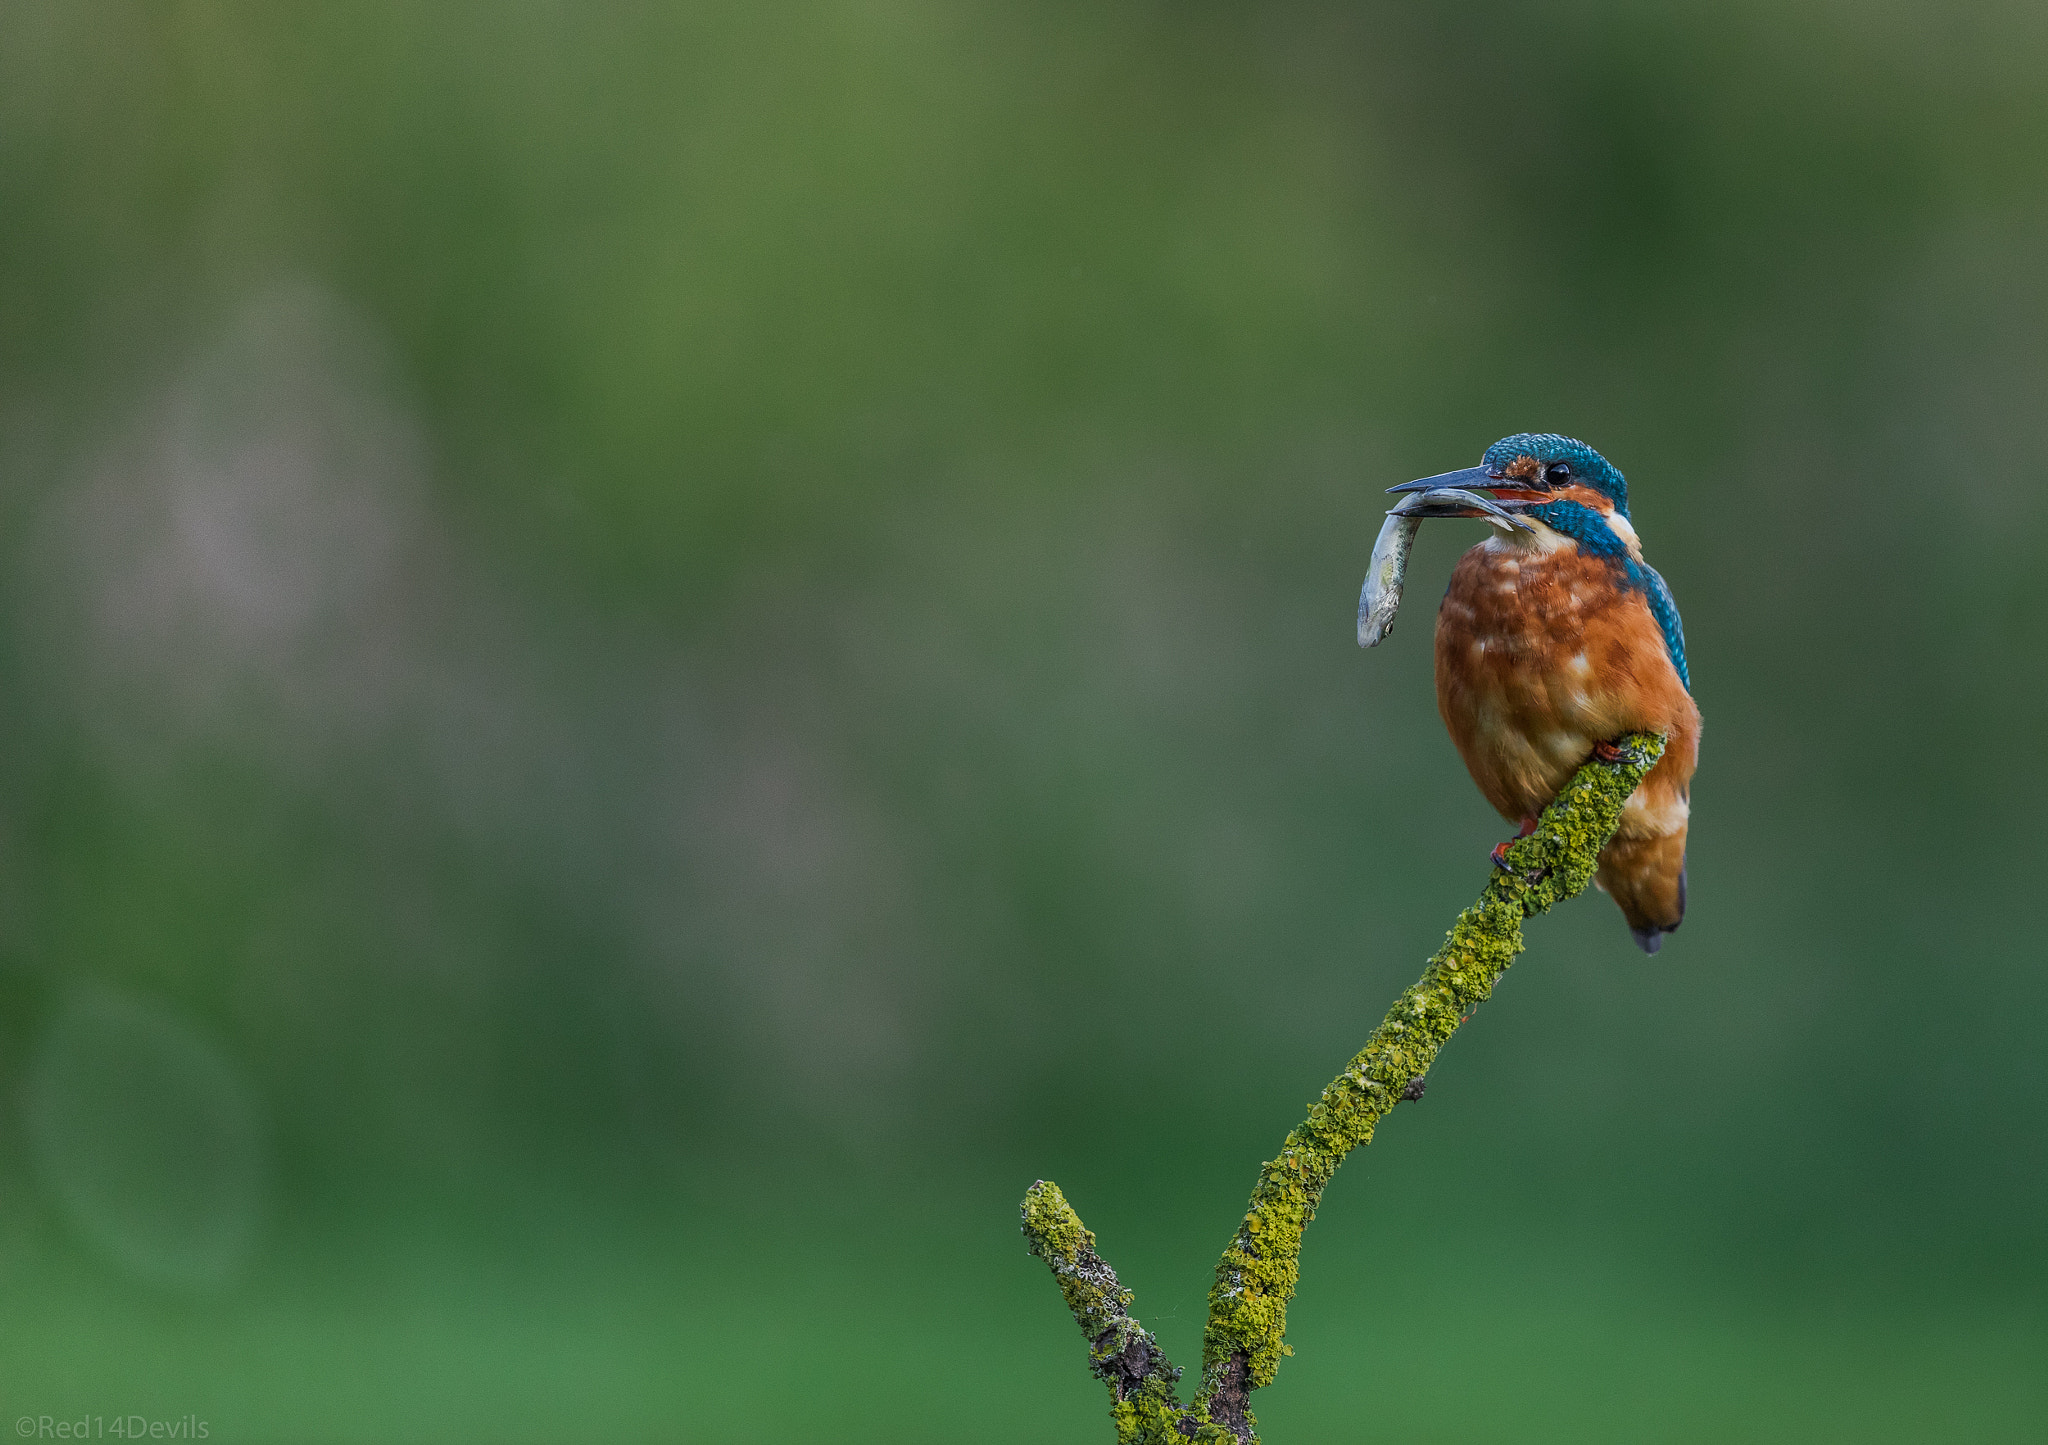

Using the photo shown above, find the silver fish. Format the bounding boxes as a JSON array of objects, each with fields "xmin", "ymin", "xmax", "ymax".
[
  {"xmin": 1358, "ymin": 487, "xmax": 1532, "ymax": 648},
  {"xmin": 1357, "ymin": 503, "xmax": 1420, "ymax": 648}
]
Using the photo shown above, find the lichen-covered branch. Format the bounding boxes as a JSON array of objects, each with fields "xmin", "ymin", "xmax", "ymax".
[
  {"xmin": 1020, "ymin": 1180, "xmax": 1190, "ymax": 1442},
  {"xmin": 1021, "ymin": 733, "xmax": 1667, "ymax": 1445}
]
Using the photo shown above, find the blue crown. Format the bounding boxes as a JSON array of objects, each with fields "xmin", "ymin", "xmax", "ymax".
[{"xmin": 1482, "ymin": 433, "xmax": 1628, "ymax": 517}]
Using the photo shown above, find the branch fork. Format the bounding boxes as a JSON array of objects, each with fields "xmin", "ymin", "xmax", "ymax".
[{"xmin": 1022, "ymin": 733, "xmax": 1668, "ymax": 1444}]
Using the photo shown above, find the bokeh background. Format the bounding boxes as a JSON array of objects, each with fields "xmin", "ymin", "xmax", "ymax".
[{"xmin": 1, "ymin": 2, "xmax": 2044, "ymax": 1440}]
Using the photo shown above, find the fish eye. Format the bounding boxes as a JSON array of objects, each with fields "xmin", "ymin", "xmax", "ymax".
[{"xmin": 1544, "ymin": 462, "xmax": 1571, "ymax": 486}]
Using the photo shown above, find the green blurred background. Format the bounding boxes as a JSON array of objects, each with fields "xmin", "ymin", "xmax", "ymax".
[{"xmin": 1, "ymin": 2, "xmax": 2044, "ymax": 1440}]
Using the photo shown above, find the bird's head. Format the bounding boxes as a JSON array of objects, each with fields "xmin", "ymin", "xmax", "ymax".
[
  {"xmin": 1386, "ymin": 433, "xmax": 1636, "ymax": 554},
  {"xmin": 1477, "ymin": 433, "xmax": 1627, "ymax": 518}
]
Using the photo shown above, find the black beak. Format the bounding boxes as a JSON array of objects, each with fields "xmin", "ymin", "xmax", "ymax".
[
  {"xmin": 1385, "ymin": 465, "xmax": 1504, "ymax": 496},
  {"xmin": 1389, "ymin": 485, "xmax": 1534, "ymax": 533}
]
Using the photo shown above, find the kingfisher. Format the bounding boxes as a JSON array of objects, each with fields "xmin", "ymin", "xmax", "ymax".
[{"xmin": 1386, "ymin": 434, "xmax": 1699, "ymax": 953}]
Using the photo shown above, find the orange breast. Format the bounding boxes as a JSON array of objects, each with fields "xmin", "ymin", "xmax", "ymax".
[{"xmin": 1434, "ymin": 537, "xmax": 1699, "ymax": 838}]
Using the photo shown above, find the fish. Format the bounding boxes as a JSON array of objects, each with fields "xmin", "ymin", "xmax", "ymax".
[
  {"xmin": 1358, "ymin": 487, "xmax": 1531, "ymax": 648},
  {"xmin": 1357, "ymin": 506, "xmax": 1419, "ymax": 648}
]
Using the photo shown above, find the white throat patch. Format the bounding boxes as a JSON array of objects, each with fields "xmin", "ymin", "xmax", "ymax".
[{"xmin": 1485, "ymin": 518, "xmax": 1573, "ymax": 556}]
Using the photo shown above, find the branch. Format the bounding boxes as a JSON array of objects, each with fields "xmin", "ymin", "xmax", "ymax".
[
  {"xmin": 1021, "ymin": 733, "xmax": 1668, "ymax": 1444},
  {"xmin": 1020, "ymin": 1180, "xmax": 1191, "ymax": 1441}
]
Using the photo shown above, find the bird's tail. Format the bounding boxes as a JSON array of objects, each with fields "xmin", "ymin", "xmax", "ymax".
[{"xmin": 1595, "ymin": 830, "xmax": 1687, "ymax": 954}]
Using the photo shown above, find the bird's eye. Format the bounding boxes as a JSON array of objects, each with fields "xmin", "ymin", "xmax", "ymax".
[{"xmin": 1544, "ymin": 462, "xmax": 1571, "ymax": 486}]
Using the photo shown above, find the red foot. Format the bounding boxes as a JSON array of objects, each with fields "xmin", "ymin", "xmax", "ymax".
[
  {"xmin": 1592, "ymin": 740, "xmax": 1627, "ymax": 763},
  {"xmin": 1492, "ymin": 817, "xmax": 1540, "ymax": 873},
  {"xmin": 1490, "ymin": 840, "xmax": 1514, "ymax": 871}
]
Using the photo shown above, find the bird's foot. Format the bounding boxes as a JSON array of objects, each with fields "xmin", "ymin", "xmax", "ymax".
[
  {"xmin": 1490, "ymin": 816, "xmax": 1541, "ymax": 873},
  {"xmin": 1592, "ymin": 739, "xmax": 1628, "ymax": 764}
]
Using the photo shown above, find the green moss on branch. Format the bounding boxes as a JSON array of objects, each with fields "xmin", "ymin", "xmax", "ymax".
[{"xmin": 1021, "ymin": 733, "xmax": 1667, "ymax": 1444}]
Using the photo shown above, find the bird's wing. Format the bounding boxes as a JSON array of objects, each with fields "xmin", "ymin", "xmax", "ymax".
[{"xmin": 1626, "ymin": 558, "xmax": 1690, "ymax": 692}]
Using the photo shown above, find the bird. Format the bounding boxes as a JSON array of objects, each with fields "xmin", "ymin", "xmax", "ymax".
[{"xmin": 1387, "ymin": 433, "xmax": 1699, "ymax": 953}]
